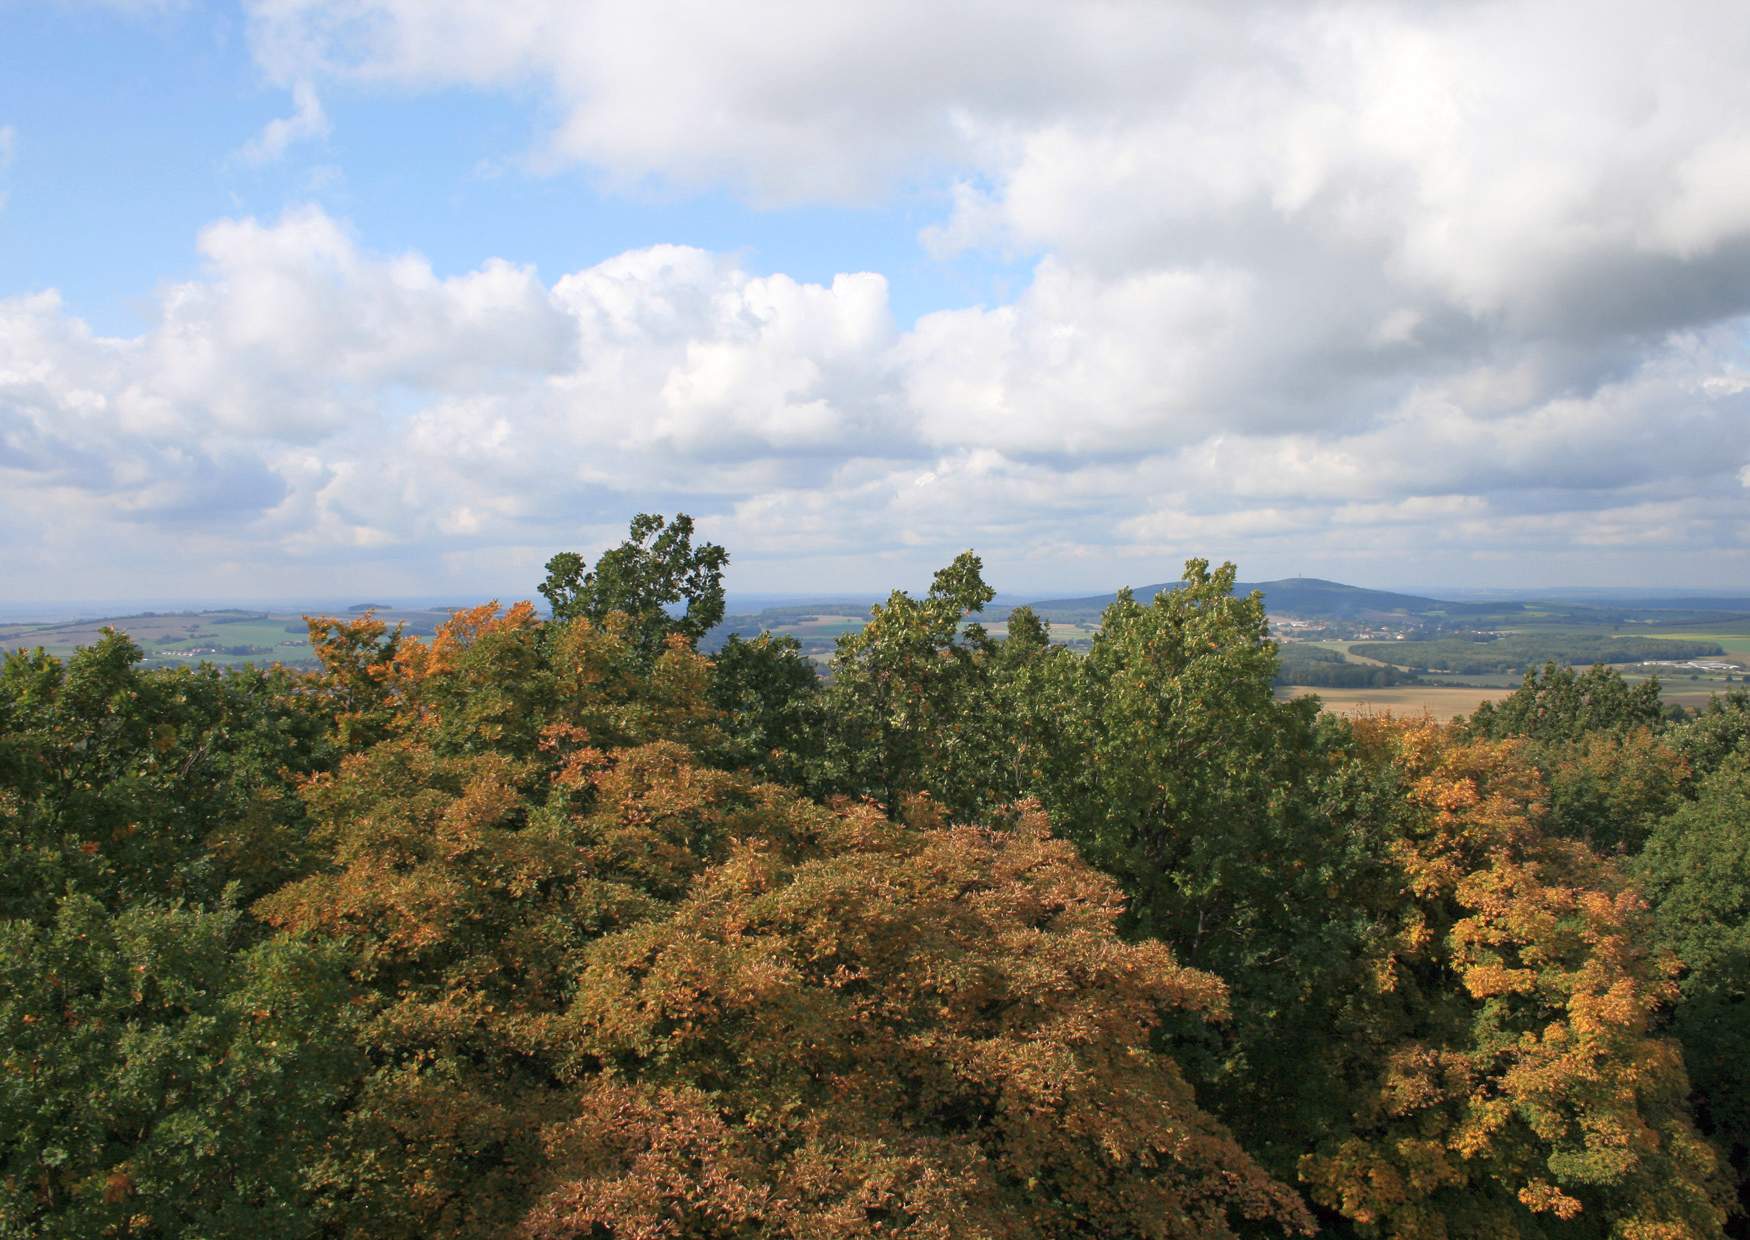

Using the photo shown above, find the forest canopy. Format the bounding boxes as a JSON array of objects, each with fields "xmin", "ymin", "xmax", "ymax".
[{"xmin": 2, "ymin": 514, "xmax": 1745, "ymax": 1239}]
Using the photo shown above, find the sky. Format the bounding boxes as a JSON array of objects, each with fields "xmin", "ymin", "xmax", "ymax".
[{"xmin": 3, "ymin": 0, "xmax": 1749, "ymax": 604}]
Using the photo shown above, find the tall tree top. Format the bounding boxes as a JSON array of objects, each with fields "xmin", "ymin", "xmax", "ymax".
[{"xmin": 539, "ymin": 513, "xmax": 728, "ymax": 659}]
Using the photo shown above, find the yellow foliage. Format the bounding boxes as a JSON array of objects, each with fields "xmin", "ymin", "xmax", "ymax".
[{"xmin": 1303, "ymin": 718, "xmax": 1727, "ymax": 1238}]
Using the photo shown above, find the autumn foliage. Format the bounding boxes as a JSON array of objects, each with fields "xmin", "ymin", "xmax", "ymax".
[
  {"xmin": 254, "ymin": 598, "xmax": 1310, "ymax": 1238},
  {"xmin": 2, "ymin": 519, "xmax": 1744, "ymax": 1237},
  {"xmin": 1301, "ymin": 722, "xmax": 1725, "ymax": 1237}
]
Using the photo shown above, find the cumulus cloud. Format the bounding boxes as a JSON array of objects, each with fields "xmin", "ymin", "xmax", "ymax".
[
  {"xmin": 238, "ymin": 80, "xmax": 329, "ymax": 164},
  {"xmin": 246, "ymin": 0, "xmax": 1064, "ymax": 202},
  {"xmin": 10, "ymin": 1, "xmax": 1750, "ymax": 594},
  {"xmin": 0, "ymin": 209, "xmax": 570, "ymax": 550},
  {"xmin": 1, "ymin": 210, "xmax": 912, "ymax": 592},
  {"xmin": 5, "ymin": 199, "xmax": 1750, "ymax": 596},
  {"xmin": 244, "ymin": 2, "xmax": 1750, "ymax": 281},
  {"xmin": 235, "ymin": 5, "xmax": 1750, "ymax": 444}
]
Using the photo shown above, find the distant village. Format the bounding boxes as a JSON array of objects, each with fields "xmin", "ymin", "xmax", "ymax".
[
  {"xmin": 1641, "ymin": 658, "xmax": 1742, "ymax": 674},
  {"xmin": 1270, "ymin": 615, "xmax": 1413, "ymax": 642}
]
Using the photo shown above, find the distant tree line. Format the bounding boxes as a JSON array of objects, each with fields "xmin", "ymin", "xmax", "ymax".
[
  {"xmin": 1274, "ymin": 642, "xmax": 1420, "ymax": 687},
  {"xmin": 2, "ymin": 513, "xmax": 1745, "ymax": 1237},
  {"xmin": 1352, "ymin": 631, "xmax": 1725, "ymax": 675}
]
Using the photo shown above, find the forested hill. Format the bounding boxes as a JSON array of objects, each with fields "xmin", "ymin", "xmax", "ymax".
[
  {"xmin": 1019, "ymin": 577, "xmax": 1750, "ymax": 628},
  {"xmin": 1020, "ymin": 576, "xmax": 1508, "ymax": 623}
]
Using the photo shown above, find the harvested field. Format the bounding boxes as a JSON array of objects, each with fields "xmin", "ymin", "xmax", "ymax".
[
  {"xmin": 1282, "ymin": 682, "xmax": 1736, "ymax": 721},
  {"xmin": 1281, "ymin": 685, "xmax": 1517, "ymax": 721}
]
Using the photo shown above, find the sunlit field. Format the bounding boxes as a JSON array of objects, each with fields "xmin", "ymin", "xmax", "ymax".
[{"xmin": 1280, "ymin": 685, "xmax": 1516, "ymax": 721}]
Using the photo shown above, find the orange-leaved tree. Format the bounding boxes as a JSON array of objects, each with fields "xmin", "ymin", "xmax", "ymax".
[
  {"xmin": 305, "ymin": 610, "xmax": 404, "ymax": 752},
  {"xmin": 261, "ymin": 597, "xmax": 1312, "ymax": 1238},
  {"xmin": 526, "ymin": 804, "xmax": 1311, "ymax": 1239},
  {"xmin": 1301, "ymin": 719, "xmax": 1727, "ymax": 1238}
]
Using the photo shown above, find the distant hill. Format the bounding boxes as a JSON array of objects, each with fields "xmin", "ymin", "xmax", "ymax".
[
  {"xmin": 1020, "ymin": 577, "xmax": 1510, "ymax": 623},
  {"xmin": 1543, "ymin": 595, "xmax": 1750, "ymax": 613}
]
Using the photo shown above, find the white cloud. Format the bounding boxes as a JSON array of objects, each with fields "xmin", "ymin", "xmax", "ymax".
[
  {"xmin": 0, "ymin": 210, "xmax": 907, "ymax": 589},
  {"xmin": 243, "ymin": 4, "xmax": 1750, "ymax": 285},
  {"xmin": 900, "ymin": 258, "xmax": 1260, "ymax": 455},
  {"xmin": 18, "ymin": 0, "xmax": 1750, "ymax": 594},
  {"xmin": 5, "ymin": 201, "xmax": 1750, "ymax": 596},
  {"xmin": 238, "ymin": 80, "xmax": 329, "ymax": 164},
  {"xmin": 0, "ymin": 208, "xmax": 572, "ymax": 548},
  {"xmin": 5, "ymin": 197, "xmax": 1750, "ymax": 597},
  {"xmin": 247, "ymin": 0, "xmax": 1050, "ymax": 202},
  {"xmin": 236, "ymin": 4, "xmax": 1750, "ymax": 477}
]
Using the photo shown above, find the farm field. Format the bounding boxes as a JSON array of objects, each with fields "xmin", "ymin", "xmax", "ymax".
[
  {"xmin": 1660, "ymin": 687, "xmax": 1735, "ymax": 713},
  {"xmin": 1348, "ymin": 629, "xmax": 1729, "ymax": 675},
  {"xmin": 0, "ymin": 605, "xmax": 463, "ymax": 670},
  {"xmin": 1282, "ymin": 681, "xmax": 1734, "ymax": 721},
  {"xmin": 1280, "ymin": 685, "xmax": 1516, "ymax": 721},
  {"xmin": 781, "ymin": 614, "xmax": 867, "ymax": 636},
  {"xmin": 985, "ymin": 618, "xmax": 1099, "ymax": 646},
  {"xmin": 0, "ymin": 611, "xmax": 315, "ymax": 669},
  {"xmin": 1304, "ymin": 639, "xmax": 1395, "ymax": 668}
]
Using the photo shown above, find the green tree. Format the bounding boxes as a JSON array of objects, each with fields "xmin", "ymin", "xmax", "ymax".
[
  {"xmin": 1460, "ymin": 663, "xmax": 1688, "ymax": 856},
  {"xmin": 0, "ymin": 629, "xmax": 360, "ymax": 1236},
  {"xmin": 1032, "ymin": 561, "xmax": 1319, "ymax": 949},
  {"xmin": 1465, "ymin": 662, "xmax": 1664, "ymax": 744},
  {"xmin": 0, "ymin": 632, "xmax": 334, "ymax": 921},
  {"xmin": 1538, "ymin": 726, "xmax": 1688, "ymax": 855},
  {"xmin": 0, "ymin": 896, "xmax": 358, "ymax": 1239},
  {"xmin": 1637, "ymin": 751, "xmax": 1750, "ymax": 1221},
  {"xmin": 9, "ymin": 529, "xmax": 1739, "ymax": 1238},
  {"xmin": 538, "ymin": 514, "xmax": 728, "ymax": 660},
  {"xmin": 1671, "ymin": 686, "xmax": 1750, "ymax": 780},
  {"xmin": 708, "ymin": 632, "xmax": 824, "ymax": 786},
  {"xmin": 822, "ymin": 550, "xmax": 999, "ymax": 814},
  {"xmin": 1019, "ymin": 563, "xmax": 1391, "ymax": 1181}
]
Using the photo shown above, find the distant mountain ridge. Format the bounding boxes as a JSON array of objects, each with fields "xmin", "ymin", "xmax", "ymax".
[{"xmin": 1020, "ymin": 577, "xmax": 1508, "ymax": 622}]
